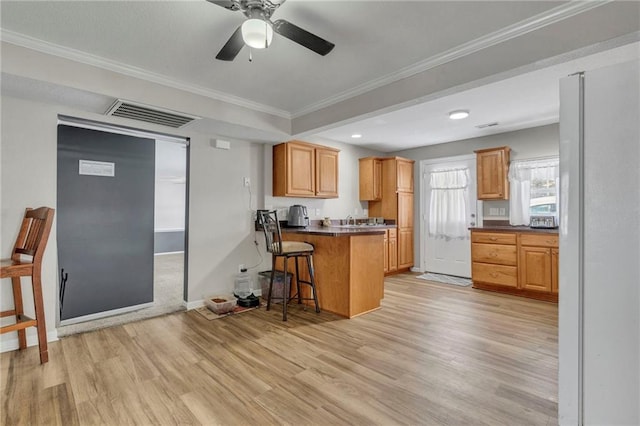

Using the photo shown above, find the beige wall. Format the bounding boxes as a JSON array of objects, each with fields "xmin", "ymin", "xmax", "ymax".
[{"xmin": 0, "ymin": 95, "xmax": 268, "ymax": 349}]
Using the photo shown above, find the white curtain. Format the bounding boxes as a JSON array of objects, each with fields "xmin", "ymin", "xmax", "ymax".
[
  {"xmin": 429, "ymin": 168, "xmax": 469, "ymax": 239},
  {"xmin": 509, "ymin": 158, "xmax": 559, "ymax": 225}
]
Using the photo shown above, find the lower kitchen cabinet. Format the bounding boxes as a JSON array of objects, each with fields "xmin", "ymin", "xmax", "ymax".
[
  {"xmin": 519, "ymin": 246, "xmax": 552, "ymax": 292},
  {"xmin": 471, "ymin": 229, "xmax": 558, "ymax": 302},
  {"xmin": 383, "ymin": 228, "xmax": 398, "ymax": 275}
]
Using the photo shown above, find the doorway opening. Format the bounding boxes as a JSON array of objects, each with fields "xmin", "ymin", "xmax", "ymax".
[
  {"xmin": 56, "ymin": 117, "xmax": 188, "ymax": 336},
  {"xmin": 420, "ymin": 154, "xmax": 477, "ymax": 278}
]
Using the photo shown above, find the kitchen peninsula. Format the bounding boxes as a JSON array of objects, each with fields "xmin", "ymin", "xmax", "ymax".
[{"xmin": 279, "ymin": 225, "xmax": 390, "ymax": 318}]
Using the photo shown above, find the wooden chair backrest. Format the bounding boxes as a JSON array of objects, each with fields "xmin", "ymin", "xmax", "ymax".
[
  {"xmin": 258, "ymin": 210, "xmax": 283, "ymax": 255},
  {"xmin": 12, "ymin": 207, "xmax": 55, "ymax": 264}
]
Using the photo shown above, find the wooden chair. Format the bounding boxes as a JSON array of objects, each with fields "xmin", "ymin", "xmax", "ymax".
[
  {"xmin": 1, "ymin": 207, "xmax": 55, "ymax": 364},
  {"xmin": 258, "ymin": 210, "xmax": 320, "ymax": 321}
]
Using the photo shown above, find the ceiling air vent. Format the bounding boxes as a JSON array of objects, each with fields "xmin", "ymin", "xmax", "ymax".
[
  {"xmin": 105, "ymin": 100, "xmax": 200, "ymax": 128},
  {"xmin": 475, "ymin": 122, "xmax": 499, "ymax": 129}
]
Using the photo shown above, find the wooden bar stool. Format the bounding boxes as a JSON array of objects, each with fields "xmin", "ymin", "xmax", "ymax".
[
  {"xmin": 258, "ymin": 210, "xmax": 320, "ymax": 321},
  {"xmin": 1, "ymin": 207, "xmax": 55, "ymax": 364}
]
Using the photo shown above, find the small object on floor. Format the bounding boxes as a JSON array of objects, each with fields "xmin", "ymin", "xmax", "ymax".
[
  {"xmin": 204, "ymin": 295, "xmax": 237, "ymax": 314},
  {"xmin": 195, "ymin": 302, "xmax": 262, "ymax": 321},
  {"xmin": 417, "ymin": 272, "xmax": 472, "ymax": 287},
  {"xmin": 236, "ymin": 293, "xmax": 260, "ymax": 308}
]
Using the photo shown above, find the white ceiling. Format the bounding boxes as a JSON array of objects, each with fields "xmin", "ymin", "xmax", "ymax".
[{"xmin": 1, "ymin": 1, "xmax": 639, "ymax": 151}]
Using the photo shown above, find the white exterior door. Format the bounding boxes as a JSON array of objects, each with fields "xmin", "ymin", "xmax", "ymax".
[{"xmin": 422, "ymin": 155, "xmax": 477, "ymax": 278}]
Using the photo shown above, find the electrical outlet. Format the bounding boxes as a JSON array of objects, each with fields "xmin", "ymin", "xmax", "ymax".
[
  {"xmin": 238, "ymin": 264, "xmax": 245, "ymax": 273},
  {"xmin": 499, "ymin": 208, "xmax": 506, "ymax": 216},
  {"xmin": 315, "ymin": 208, "xmax": 321, "ymax": 216},
  {"xmin": 243, "ymin": 177, "xmax": 250, "ymax": 187}
]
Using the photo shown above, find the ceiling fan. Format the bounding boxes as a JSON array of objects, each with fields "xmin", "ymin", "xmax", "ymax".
[{"xmin": 207, "ymin": 0, "xmax": 335, "ymax": 61}]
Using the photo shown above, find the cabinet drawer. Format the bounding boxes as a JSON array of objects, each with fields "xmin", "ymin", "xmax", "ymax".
[
  {"xmin": 471, "ymin": 232, "xmax": 516, "ymax": 245},
  {"xmin": 520, "ymin": 233, "xmax": 558, "ymax": 247},
  {"xmin": 472, "ymin": 243, "xmax": 517, "ymax": 266},
  {"xmin": 387, "ymin": 228, "xmax": 397, "ymax": 239},
  {"xmin": 472, "ymin": 262, "xmax": 518, "ymax": 287}
]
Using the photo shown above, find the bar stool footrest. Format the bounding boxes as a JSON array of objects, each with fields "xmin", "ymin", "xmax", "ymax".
[{"xmin": 0, "ymin": 315, "xmax": 37, "ymax": 334}]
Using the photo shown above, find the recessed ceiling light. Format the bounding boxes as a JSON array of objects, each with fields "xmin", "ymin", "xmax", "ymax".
[
  {"xmin": 351, "ymin": 134, "xmax": 362, "ymax": 139},
  {"xmin": 449, "ymin": 110, "xmax": 470, "ymax": 120}
]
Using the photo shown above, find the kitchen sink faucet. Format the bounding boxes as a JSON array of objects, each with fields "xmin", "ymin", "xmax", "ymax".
[{"xmin": 345, "ymin": 215, "xmax": 354, "ymax": 225}]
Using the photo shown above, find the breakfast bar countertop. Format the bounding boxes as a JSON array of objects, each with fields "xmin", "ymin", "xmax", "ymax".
[{"xmin": 282, "ymin": 225, "xmax": 393, "ymax": 237}]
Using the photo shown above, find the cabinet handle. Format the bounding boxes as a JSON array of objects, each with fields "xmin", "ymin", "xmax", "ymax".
[
  {"xmin": 490, "ymin": 272, "xmax": 499, "ymax": 278},
  {"xmin": 489, "ymin": 237, "xmax": 498, "ymax": 241},
  {"xmin": 490, "ymin": 252, "xmax": 498, "ymax": 257}
]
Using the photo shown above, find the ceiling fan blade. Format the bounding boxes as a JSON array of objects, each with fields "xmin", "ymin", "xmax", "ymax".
[
  {"xmin": 215, "ymin": 25, "xmax": 244, "ymax": 61},
  {"xmin": 272, "ymin": 19, "xmax": 335, "ymax": 56},
  {"xmin": 206, "ymin": 0, "xmax": 240, "ymax": 11}
]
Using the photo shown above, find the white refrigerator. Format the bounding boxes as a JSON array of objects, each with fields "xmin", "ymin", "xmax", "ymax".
[{"xmin": 558, "ymin": 60, "xmax": 639, "ymax": 425}]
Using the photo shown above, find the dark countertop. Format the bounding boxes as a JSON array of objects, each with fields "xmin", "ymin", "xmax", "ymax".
[
  {"xmin": 282, "ymin": 225, "xmax": 393, "ymax": 237},
  {"xmin": 470, "ymin": 225, "xmax": 559, "ymax": 234}
]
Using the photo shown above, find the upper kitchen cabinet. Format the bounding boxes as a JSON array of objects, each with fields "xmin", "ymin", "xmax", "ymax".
[
  {"xmin": 396, "ymin": 158, "xmax": 414, "ymax": 192},
  {"xmin": 273, "ymin": 141, "xmax": 339, "ymax": 198},
  {"xmin": 359, "ymin": 157, "xmax": 382, "ymax": 201},
  {"xmin": 475, "ymin": 146, "xmax": 510, "ymax": 200},
  {"xmin": 315, "ymin": 147, "xmax": 339, "ymax": 198}
]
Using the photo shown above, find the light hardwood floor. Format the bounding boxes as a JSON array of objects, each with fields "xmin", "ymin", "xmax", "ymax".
[{"xmin": 1, "ymin": 273, "xmax": 558, "ymax": 425}]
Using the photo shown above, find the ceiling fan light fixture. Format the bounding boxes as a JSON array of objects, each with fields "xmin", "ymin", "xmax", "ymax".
[
  {"xmin": 449, "ymin": 110, "xmax": 470, "ymax": 120},
  {"xmin": 241, "ymin": 18, "xmax": 273, "ymax": 49}
]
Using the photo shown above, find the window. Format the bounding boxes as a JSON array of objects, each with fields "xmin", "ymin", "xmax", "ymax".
[
  {"xmin": 508, "ymin": 157, "xmax": 559, "ymax": 226},
  {"xmin": 428, "ymin": 167, "xmax": 470, "ymax": 239}
]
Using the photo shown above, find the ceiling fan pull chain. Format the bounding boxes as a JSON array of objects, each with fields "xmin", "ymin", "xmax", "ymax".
[
  {"xmin": 264, "ymin": 21, "xmax": 268, "ymax": 49},
  {"xmin": 249, "ymin": 48, "xmax": 253, "ymax": 62}
]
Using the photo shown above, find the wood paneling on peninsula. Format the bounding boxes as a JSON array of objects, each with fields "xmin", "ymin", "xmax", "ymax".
[{"xmin": 279, "ymin": 229, "xmax": 385, "ymax": 318}]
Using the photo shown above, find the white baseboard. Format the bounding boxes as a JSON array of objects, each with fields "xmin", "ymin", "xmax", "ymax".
[
  {"xmin": 184, "ymin": 299, "xmax": 204, "ymax": 310},
  {"xmin": 1, "ymin": 329, "xmax": 59, "ymax": 353},
  {"xmin": 410, "ymin": 267, "xmax": 424, "ymax": 273}
]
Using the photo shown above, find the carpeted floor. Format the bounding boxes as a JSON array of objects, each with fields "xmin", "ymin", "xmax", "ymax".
[
  {"xmin": 417, "ymin": 272, "xmax": 472, "ymax": 286},
  {"xmin": 57, "ymin": 252, "xmax": 185, "ymax": 336}
]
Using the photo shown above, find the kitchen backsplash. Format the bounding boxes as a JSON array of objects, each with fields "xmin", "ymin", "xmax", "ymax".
[{"xmin": 483, "ymin": 200, "xmax": 510, "ymax": 221}]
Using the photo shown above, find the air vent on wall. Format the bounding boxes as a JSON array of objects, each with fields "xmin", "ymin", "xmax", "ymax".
[
  {"xmin": 105, "ymin": 100, "xmax": 200, "ymax": 128},
  {"xmin": 475, "ymin": 122, "xmax": 499, "ymax": 129}
]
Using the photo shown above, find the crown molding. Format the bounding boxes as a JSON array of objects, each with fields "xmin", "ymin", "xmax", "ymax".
[
  {"xmin": 291, "ymin": 1, "xmax": 610, "ymax": 118},
  {"xmin": 0, "ymin": 29, "xmax": 292, "ymax": 119}
]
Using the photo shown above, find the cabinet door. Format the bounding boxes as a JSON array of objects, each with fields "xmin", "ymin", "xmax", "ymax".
[
  {"xmin": 383, "ymin": 230, "xmax": 389, "ymax": 273},
  {"xmin": 286, "ymin": 143, "xmax": 315, "ymax": 196},
  {"xmin": 551, "ymin": 248, "xmax": 559, "ymax": 294},
  {"xmin": 359, "ymin": 158, "xmax": 382, "ymax": 201},
  {"xmin": 397, "ymin": 159, "xmax": 414, "ymax": 193},
  {"xmin": 315, "ymin": 148, "xmax": 339, "ymax": 198},
  {"xmin": 398, "ymin": 228, "xmax": 413, "ymax": 269},
  {"xmin": 397, "ymin": 192, "xmax": 413, "ymax": 229},
  {"xmin": 472, "ymin": 262, "xmax": 518, "ymax": 288},
  {"xmin": 388, "ymin": 235, "xmax": 398, "ymax": 272},
  {"xmin": 476, "ymin": 148, "xmax": 509, "ymax": 200},
  {"xmin": 519, "ymin": 246, "xmax": 552, "ymax": 292}
]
